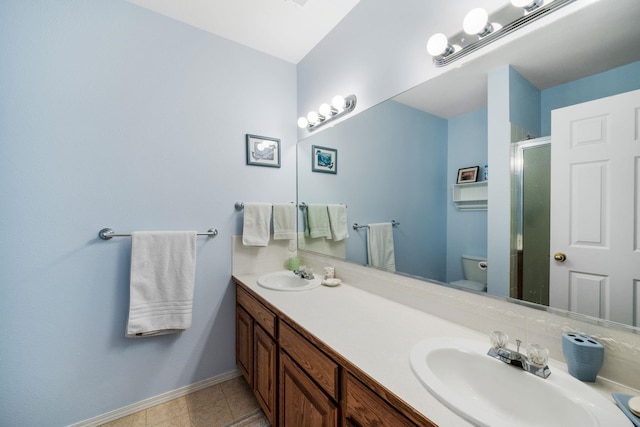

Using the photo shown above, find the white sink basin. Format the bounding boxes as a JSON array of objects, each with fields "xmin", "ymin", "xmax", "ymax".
[
  {"xmin": 257, "ymin": 270, "xmax": 322, "ymax": 291},
  {"xmin": 410, "ymin": 337, "xmax": 631, "ymax": 427}
]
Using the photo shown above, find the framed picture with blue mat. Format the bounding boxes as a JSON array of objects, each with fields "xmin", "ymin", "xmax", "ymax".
[{"xmin": 312, "ymin": 145, "xmax": 337, "ymax": 174}]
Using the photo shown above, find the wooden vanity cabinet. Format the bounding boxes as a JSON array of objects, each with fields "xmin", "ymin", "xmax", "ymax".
[
  {"xmin": 235, "ymin": 280, "xmax": 436, "ymax": 427},
  {"xmin": 235, "ymin": 286, "xmax": 277, "ymax": 425}
]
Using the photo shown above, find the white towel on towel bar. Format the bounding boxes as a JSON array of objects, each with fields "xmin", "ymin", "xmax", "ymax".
[
  {"xmin": 242, "ymin": 202, "xmax": 272, "ymax": 246},
  {"xmin": 327, "ymin": 204, "xmax": 349, "ymax": 241},
  {"xmin": 127, "ymin": 231, "xmax": 197, "ymax": 338},
  {"xmin": 272, "ymin": 203, "xmax": 296, "ymax": 240},
  {"xmin": 367, "ymin": 223, "xmax": 396, "ymax": 272}
]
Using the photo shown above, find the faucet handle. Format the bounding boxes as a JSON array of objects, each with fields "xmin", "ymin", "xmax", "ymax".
[
  {"xmin": 490, "ymin": 331, "xmax": 509, "ymax": 349},
  {"xmin": 527, "ymin": 344, "xmax": 549, "ymax": 367}
]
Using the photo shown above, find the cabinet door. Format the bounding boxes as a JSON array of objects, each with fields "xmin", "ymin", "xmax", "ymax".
[
  {"xmin": 236, "ymin": 305, "xmax": 253, "ymax": 385},
  {"xmin": 279, "ymin": 352, "xmax": 338, "ymax": 427},
  {"xmin": 254, "ymin": 324, "xmax": 277, "ymax": 425},
  {"xmin": 344, "ymin": 373, "xmax": 417, "ymax": 427}
]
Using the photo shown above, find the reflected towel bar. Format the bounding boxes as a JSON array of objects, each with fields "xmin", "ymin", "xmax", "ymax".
[
  {"xmin": 353, "ymin": 220, "xmax": 400, "ymax": 231},
  {"xmin": 297, "ymin": 202, "xmax": 347, "ymax": 210},
  {"xmin": 98, "ymin": 228, "xmax": 218, "ymax": 240},
  {"xmin": 234, "ymin": 201, "xmax": 296, "ymax": 211}
]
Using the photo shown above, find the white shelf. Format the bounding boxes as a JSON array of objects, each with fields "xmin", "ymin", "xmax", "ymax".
[{"xmin": 452, "ymin": 181, "xmax": 488, "ymax": 211}]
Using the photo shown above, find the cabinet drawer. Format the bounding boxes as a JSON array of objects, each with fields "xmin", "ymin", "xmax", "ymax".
[
  {"xmin": 344, "ymin": 373, "xmax": 418, "ymax": 427},
  {"xmin": 279, "ymin": 321, "xmax": 339, "ymax": 400},
  {"xmin": 237, "ymin": 285, "xmax": 276, "ymax": 337}
]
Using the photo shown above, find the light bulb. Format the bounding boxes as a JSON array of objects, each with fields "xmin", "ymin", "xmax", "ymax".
[
  {"xmin": 511, "ymin": 0, "xmax": 541, "ymax": 8},
  {"xmin": 307, "ymin": 111, "xmax": 319, "ymax": 125},
  {"xmin": 297, "ymin": 117, "xmax": 309, "ymax": 128},
  {"xmin": 463, "ymin": 8, "xmax": 491, "ymax": 36},
  {"xmin": 426, "ymin": 33, "xmax": 450, "ymax": 56},
  {"xmin": 331, "ymin": 95, "xmax": 345, "ymax": 110},
  {"xmin": 319, "ymin": 103, "xmax": 332, "ymax": 117}
]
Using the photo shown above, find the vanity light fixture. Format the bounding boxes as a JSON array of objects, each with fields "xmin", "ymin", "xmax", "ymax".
[
  {"xmin": 297, "ymin": 94, "xmax": 357, "ymax": 131},
  {"xmin": 426, "ymin": 0, "xmax": 575, "ymax": 67}
]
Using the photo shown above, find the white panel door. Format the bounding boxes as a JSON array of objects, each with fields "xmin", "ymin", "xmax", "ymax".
[{"xmin": 550, "ymin": 89, "xmax": 640, "ymax": 326}]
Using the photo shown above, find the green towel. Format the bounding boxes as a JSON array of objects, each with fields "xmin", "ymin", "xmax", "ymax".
[{"xmin": 306, "ymin": 204, "xmax": 332, "ymax": 239}]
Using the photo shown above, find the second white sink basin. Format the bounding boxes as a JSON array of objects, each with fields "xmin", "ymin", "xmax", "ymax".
[
  {"xmin": 410, "ymin": 337, "xmax": 631, "ymax": 427},
  {"xmin": 257, "ymin": 270, "xmax": 322, "ymax": 291}
]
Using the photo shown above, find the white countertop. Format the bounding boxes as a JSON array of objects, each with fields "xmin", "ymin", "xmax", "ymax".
[{"xmin": 234, "ymin": 273, "xmax": 634, "ymax": 427}]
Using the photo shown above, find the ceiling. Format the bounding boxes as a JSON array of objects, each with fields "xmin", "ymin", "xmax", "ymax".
[
  {"xmin": 126, "ymin": 0, "xmax": 360, "ymax": 64},
  {"xmin": 126, "ymin": 0, "xmax": 640, "ymax": 118}
]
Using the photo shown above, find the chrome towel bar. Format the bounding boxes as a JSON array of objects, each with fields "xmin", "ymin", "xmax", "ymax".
[
  {"xmin": 352, "ymin": 220, "xmax": 400, "ymax": 231},
  {"xmin": 98, "ymin": 228, "xmax": 218, "ymax": 240}
]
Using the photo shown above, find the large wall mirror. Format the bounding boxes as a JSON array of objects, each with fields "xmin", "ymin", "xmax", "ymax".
[{"xmin": 297, "ymin": 0, "xmax": 640, "ymax": 329}]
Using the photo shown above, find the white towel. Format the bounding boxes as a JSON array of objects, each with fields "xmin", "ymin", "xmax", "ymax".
[
  {"xmin": 242, "ymin": 202, "xmax": 272, "ymax": 246},
  {"xmin": 367, "ymin": 223, "xmax": 396, "ymax": 272},
  {"xmin": 273, "ymin": 203, "xmax": 296, "ymax": 240},
  {"xmin": 306, "ymin": 204, "xmax": 332, "ymax": 239},
  {"xmin": 327, "ymin": 204, "xmax": 349, "ymax": 241},
  {"xmin": 127, "ymin": 231, "xmax": 197, "ymax": 337}
]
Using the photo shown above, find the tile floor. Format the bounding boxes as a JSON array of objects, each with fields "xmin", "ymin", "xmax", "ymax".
[{"xmin": 100, "ymin": 376, "xmax": 265, "ymax": 427}]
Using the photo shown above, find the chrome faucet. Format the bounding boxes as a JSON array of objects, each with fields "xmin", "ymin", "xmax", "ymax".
[
  {"xmin": 487, "ymin": 333, "xmax": 551, "ymax": 379},
  {"xmin": 293, "ymin": 267, "xmax": 314, "ymax": 280}
]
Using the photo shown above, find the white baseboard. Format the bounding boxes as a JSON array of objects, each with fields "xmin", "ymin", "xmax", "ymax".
[{"xmin": 69, "ymin": 369, "xmax": 241, "ymax": 427}]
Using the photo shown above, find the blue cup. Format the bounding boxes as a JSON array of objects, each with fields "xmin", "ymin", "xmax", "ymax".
[{"xmin": 562, "ymin": 333, "xmax": 604, "ymax": 382}]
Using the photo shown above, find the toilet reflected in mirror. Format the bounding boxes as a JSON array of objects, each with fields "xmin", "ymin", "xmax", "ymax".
[{"xmin": 449, "ymin": 254, "xmax": 487, "ymax": 292}]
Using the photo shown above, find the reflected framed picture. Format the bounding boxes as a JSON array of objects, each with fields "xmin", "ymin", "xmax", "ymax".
[
  {"xmin": 456, "ymin": 166, "xmax": 479, "ymax": 183},
  {"xmin": 246, "ymin": 134, "xmax": 281, "ymax": 168},
  {"xmin": 312, "ymin": 145, "xmax": 337, "ymax": 174}
]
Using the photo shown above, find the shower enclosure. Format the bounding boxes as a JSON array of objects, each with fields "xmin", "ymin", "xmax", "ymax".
[{"xmin": 512, "ymin": 137, "xmax": 551, "ymax": 305}]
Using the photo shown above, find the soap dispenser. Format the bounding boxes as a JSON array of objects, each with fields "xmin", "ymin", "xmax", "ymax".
[{"xmin": 287, "ymin": 239, "xmax": 299, "ymax": 271}]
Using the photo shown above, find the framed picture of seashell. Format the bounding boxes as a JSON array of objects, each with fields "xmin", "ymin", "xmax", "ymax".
[{"xmin": 312, "ymin": 145, "xmax": 337, "ymax": 174}]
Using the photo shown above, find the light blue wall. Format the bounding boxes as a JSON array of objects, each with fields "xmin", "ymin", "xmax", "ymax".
[
  {"xmin": 0, "ymin": 1, "xmax": 296, "ymax": 426},
  {"xmin": 509, "ymin": 70, "xmax": 541, "ymax": 137},
  {"xmin": 446, "ymin": 109, "xmax": 488, "ymax": 282},
  {"xmin": 298, "ymin": 100, "xmax": 448, "ymax": 280},
  {"xmin": 540, "ymin": 61, "xmax": 640, "ymax": 135},
  {"xmin": 487, "ymin": 66, "xmax": 512, "ymax": 297}
]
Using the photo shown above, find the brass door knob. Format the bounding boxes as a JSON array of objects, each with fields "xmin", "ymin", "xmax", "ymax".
[{"xmin": 553, "ymin": 252, "xmax": 567, "ymax": 262}]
